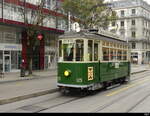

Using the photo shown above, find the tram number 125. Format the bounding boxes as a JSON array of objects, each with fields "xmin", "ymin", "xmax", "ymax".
[{"xmin": 88, "ymin": 67, "xmax": 94, "ymax": 81}]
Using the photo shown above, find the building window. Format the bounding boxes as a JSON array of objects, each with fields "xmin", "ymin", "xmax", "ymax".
[
  {"xmin": 121, "ymin": 10, "xmax": 125, "ymax": 17},
  {"xmin": 132, "ymin": 31, "xmax": 136, "ymax": 38},
  {"xmin": 132, "ymin": 9, "xmax": 136, "ymax": 15},
  {"xmin": 121, "ymin": 21, "xmax": 124, "ymax": 27},
  {"xmin": 44, "ymin": 0, "xmax": 51, "ymax": 9},
  {"xmin": 132, "ymin": 42, "xmax": 136, "ymax": 49},
  {"xmin": 132, "ymin": 20, "xmax": 136, "ymax": 26}
]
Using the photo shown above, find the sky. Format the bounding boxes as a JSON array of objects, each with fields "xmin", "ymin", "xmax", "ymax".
[{"xmin": 105, "ymin": 0, "xmax": 150, "ymax": 5}]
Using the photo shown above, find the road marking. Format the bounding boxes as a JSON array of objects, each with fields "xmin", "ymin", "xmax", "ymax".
[{"xmin": 106, "ymin": 79, "xmax": 150, "ymax": 97}]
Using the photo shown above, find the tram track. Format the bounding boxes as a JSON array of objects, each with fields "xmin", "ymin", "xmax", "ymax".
[
  {"xmin": 10, "ymin": 70, "xmax": 150, "ymax": 113},
  {"xmin": 37, "ymin": 96, "xmax": 83, "ymax": 113},
  {"xmin": 126, "ymin": 92, "xmax": 150, "ymax": 113},
  {"xmin": 36, "ymin": 73, "xmax": 150, "ymax": 113},
  {"xmin": 92, "ymin": 73, "xmax": 150, "ymax": 113},
  {"xmin": 13, "ymin": 92, "xmax": 87, "ymax": 113},
  {"xmin": 35, "ymin": 71, "xmax": 150, "ymax": 113},
  {"xmin": 92, "ymin": 86, "xmax": 147, "ymax": 112}
]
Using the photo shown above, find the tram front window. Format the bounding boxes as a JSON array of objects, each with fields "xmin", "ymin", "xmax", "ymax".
[
  {"xmin": 76, "ymin": 40, "xmax": 84, "ymax": 61},
  {"xmin": 63, "ymin": 44, "xmax": 74, "ymax": 61},
  {"xmin": 88, "ymin": 40, "xmax": 93, "ymax": 61}
]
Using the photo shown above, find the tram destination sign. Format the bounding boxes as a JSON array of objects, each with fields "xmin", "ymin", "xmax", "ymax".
[
  {"xmin": 88, "ymin": 67, "xmax": 94, "ymax": 81},
  {"xmin": 63, "ymin": 40, "xmax": 75, "ymax": 44}
]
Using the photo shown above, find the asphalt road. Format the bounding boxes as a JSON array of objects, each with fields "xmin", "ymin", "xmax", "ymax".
[{"xmin": 1, "ymin": 71, "xmax": 150, "ymax": 113}]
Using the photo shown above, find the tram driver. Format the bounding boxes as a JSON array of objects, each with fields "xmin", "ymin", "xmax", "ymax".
[{"xmin": 67, "ymin": 47, "xmax": 73, "ymax": 61}]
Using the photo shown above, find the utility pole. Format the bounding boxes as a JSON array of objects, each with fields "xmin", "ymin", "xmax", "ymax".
[
  {"xmin": 1, "ymin": 0, "xmax": 3, "ymax": 20},
  {"xmin": 55, "ymin": 0, "xmax": 58, "ymax": 29},
  {"xmin": 68, "ymin": 11, "xmax": 71, "ymax": 32}
]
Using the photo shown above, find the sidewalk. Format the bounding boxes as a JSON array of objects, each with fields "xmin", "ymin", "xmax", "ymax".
[
  {"xmin": 0, "ymin": 69, "xmax": 57, "ymax": 84},
  {"xmin": 131, "ymin": 64, "xmax": 150, "ymax": 74},
  {"xmin": 0, "ymin": 69, "xmax": 58, "ymax": 105},
  {"xmin": 0, "ymin": 65, "xmax": 149, "ymax": 105}
]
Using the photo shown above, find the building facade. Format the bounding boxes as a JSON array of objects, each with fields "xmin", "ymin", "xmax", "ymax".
[
  {"xmin": 108, "ymin": 0, "xmax": 150, "ymax": 64},
  {"xmin": 0, "ymin": 0, "xmax": 69, "ymax": 73}
]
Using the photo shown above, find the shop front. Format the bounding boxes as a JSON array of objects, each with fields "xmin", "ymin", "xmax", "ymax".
[
  {"xmin": 0, "ymin": 44, "xmax": 22, "ymax": 73},
  {"xmin": 45, "ymin": 47, "xmax": 57, "ymax": 69}
]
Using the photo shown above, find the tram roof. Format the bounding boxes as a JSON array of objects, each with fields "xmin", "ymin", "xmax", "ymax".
[{"xmin": 59, "ymin": 30, "xmax": 127, "ymax": 44}]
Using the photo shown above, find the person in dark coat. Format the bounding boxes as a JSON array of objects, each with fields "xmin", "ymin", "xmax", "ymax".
[{"xmin": 67, "ymin": 48, "xmax": 73, "ymax": 61}]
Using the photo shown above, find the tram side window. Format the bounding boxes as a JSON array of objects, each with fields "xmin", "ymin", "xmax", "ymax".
[
  {"xmin": 88, "ymin": 40, "xmax": 93, "ymax": 61},
  {"xmin": 110, "ymin": 49, "xmax": 113, "ymax": 60},
  {"xmin": 117, "ymin": 50, "xmax": 122, "ymax": 60},
  {"xmin": 63, "ymin": 43, "xmax": 74, "ymax": 61},
  {"xmin": 94, "ymin": 43, "xmax": 98, "ymax": 61},
  {"xmin": 103, "ymin": 48, "xmax": 109, "ymax": 61},
  {"xmin": 123, "ymin": 50, "xmax": 127, "ymax": 60},
  {"xmin": 76, "ymin": 40, "xmax": 84, "ymax": 61},
  {"xmin": 113, "ymin": 50, "xmax": 117, "ymax": 61}
]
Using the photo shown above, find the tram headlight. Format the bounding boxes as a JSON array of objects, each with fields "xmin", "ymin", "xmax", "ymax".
[{"xmin": 64, "ymin": 70, "xmax": 71, "ymax": 77}]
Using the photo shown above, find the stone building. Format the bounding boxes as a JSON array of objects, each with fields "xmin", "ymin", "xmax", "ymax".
[{"xmin": 108, "ymin": 0, "xmax": 150, "ymax": 64}]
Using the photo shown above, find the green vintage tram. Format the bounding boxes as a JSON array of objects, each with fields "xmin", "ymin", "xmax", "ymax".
[{"xmin": 57, "ymin": 29, "xmax": 130, "ymax": 92}]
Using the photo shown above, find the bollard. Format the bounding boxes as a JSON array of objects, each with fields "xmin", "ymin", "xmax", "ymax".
[{"xmin": 20, "ymin": 66, "xmax": 25, "ymax": 77}]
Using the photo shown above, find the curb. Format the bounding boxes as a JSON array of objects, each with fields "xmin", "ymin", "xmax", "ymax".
[
  {"xmin": 0, "ymin": 88, "xmax": 59, "ymax": 105},
  {"xmin": 131, "ymin": 70, "xmax": 148, "ymax": 75},
  {"xmin": 0, "ymin": 74, "xmax": 57, "ymax": 85}
]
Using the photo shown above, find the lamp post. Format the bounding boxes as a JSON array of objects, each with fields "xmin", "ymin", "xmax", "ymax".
[{"xmin": 1, "ymin": 0, "xmax": 3, "ymax": 20}]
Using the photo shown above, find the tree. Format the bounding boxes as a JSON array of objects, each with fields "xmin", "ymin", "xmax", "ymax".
[
  {"xmin": 21, "ymin": 0, "xmax": 46, "ymax": 75},
  {"xmin": 62, "ymin": 0, "xmax": 117, "ymax": 29}
]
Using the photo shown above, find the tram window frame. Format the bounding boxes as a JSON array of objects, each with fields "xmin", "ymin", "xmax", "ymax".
[
  {"xmin": 102, "ymin": 41, "xmax": 106, "ymax": 46},
  {"xmin": 88, "ymin": 40, "xmax": 93, "ymax": 61},
  {"xmin": 76, "ymin": 39, "xmax": 84, "ymax": 61},
  {"xmin": 101, "ymin": 40, "xmax": 128, "ymax": 62},
  {"xmin": 106, "ymin": 42, "xmax": 109, "ymax": 46},
  {"xmin": 62, "ymin": 39, "xmax": 75, "ymax": 62},
  {"xmin": 113, "ymin": 49, "xmax": 117, "ymax": 61},
  {"xmin": 94, "ymin": 42, "xmax": 99, "ymax": 61},
  {"xmin": 102, "ymin": 47, "xmax": 109, "ymax": 61},
  {"xmin": 117, "ymin": 50, "xmax": 122, "ymax": 61},
  {"xmin": 110, "ymin": 49, "xmax": 114, "ymax": 60},
  {"xmin": 123, "ymin": 50, "xmax": 127, "ymax": 60},
  {"xmin": 110, "ymin": 43, "xmax": 113, "ymax": 47}
]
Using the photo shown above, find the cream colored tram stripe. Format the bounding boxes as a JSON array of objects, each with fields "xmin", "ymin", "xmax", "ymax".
[{"xmin": 106, "ymin": 79, "xmax": 150, "ymax": 97}]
